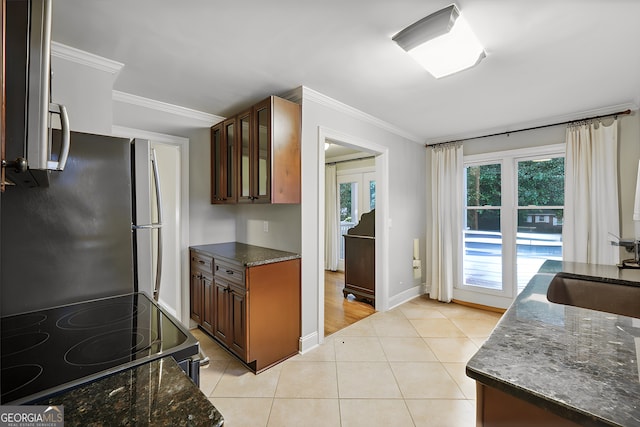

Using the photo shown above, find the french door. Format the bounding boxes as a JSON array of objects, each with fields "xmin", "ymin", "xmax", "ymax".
[
  {"xmin": 458, "ymin": 145, "xmax": 564, "ymax": 307},
  {"xmin": 337, "ymin": 171, "xmax": 376, "ymax": 271}
]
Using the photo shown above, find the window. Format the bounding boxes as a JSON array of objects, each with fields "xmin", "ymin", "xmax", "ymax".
[{"xmin": 461, "ymin": 145, "xmax": 564, "ymax": 302}]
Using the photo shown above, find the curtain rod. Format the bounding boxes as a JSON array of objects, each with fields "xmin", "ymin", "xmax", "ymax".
[
  {"xmin": 425, "ymin": 109, "xmax": 632, "ymax": 148},
  {"xmin": 326, "ymin": 155, "xmax": 376, "ymax": 166}
]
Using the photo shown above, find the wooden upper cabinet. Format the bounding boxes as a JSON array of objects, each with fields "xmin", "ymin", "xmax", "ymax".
[
  {"xmin": 212, "ymin": 95, "xmax": 301, "ymax": 205},
  {"xmin": 210, "ymin": 117, "xmax": 237, "ymax": 204}
]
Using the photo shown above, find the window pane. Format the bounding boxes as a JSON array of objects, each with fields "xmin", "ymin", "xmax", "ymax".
[
  {"xmin": 516, "ymin": 208, "xmax": 563, "ymax": 293},
  {"xmin": 466, "ymin": 164, "xmax": 501, "ymax": 207},
  {"xmin": 518, "ymin": 158, "xmax": 564, "ymax": 206},
  {"xmin": 339, "ymin": 182, "xmax": 358, "ymax": 259},
  {"xmin": 369, "ymin": 180, "xmax": 376, "ymax": 210},
  {"xmin": 464, "ymin": 209, "xmax": 502, "ymax": 290}
]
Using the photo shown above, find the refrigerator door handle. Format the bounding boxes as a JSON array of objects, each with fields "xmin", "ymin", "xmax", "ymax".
[
  {"xmin": 132, "ymin": 223, "xmax": 162, "ymax": 229},
  {"xmin": 150, "ymin": 148, "xmax": 163, "ymax": 302}
]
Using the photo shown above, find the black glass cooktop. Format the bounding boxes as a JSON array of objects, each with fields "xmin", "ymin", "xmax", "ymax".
[{"xmin": 1, "ymin": 293, "xmax": 198, "ymax": 404}]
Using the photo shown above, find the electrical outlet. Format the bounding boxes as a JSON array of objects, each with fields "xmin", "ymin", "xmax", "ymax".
[{"xmin": 263, "ymin": 221, "xmax": 269, "ymax": 232}]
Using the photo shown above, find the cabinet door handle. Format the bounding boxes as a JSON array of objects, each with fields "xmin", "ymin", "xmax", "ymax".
[
  {"xmin": 225, "ymin": 270, "xmax": 234, "ymax": 275},
  {"xmin": 198, "ymin": 260, "xmax": 205, "ymax": 264}
]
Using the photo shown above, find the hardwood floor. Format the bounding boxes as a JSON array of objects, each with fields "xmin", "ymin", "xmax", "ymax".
[{"xmin": 324, "ymin": 270, "xmax": 376, "ymax": 336}]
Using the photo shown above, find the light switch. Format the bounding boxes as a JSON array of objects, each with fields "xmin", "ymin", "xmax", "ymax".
[{"xmin": 263, "ymin": 221, "xmax": 269, "ymax": 232}]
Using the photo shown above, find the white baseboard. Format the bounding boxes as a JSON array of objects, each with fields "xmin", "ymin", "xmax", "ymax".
[
  {"xmin": 388, "ymin": 284, "xmax": 426, "ymax": 310},
  {"xmin": 299, "ymin": 331, "xmax": 319, "ymax": 354}
]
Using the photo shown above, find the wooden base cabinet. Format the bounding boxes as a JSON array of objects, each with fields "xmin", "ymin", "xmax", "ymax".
[
  {"xmin": 245, "ymin": 259, "xmax": 300, "ymax": 372},
  {"xmin": 190, "ymin": 248, "xmax": 301, "ymax": 373},
  {"xmin": 213, "ymin": 259, "xmax": 247, "ymax": 361},
  {"xmin": 190, "ymin": 251, "xmax": 214, "ymax": 334},
  {"xmin": 476, "ymin": 383, "xmax": 581, "ymax": 427}
]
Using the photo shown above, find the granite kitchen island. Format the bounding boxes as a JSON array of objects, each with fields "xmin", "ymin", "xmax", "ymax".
[{"xmin": 466, "ymin": 261, "xmax": 640, "ymax": 427}]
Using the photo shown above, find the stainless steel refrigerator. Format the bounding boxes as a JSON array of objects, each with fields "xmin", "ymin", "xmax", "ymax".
[{"xmin": 1, "ymin": 130, "xmax": 162, "ymax": 315}]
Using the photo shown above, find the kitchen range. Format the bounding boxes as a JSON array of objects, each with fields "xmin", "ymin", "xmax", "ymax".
[
  {"xmin": 1, "ymin": 293, "xmax": 198, "ymax": 405},
  {"xmin": 1, "ymin": 0, "xmax": 220, "ymax": 422}
]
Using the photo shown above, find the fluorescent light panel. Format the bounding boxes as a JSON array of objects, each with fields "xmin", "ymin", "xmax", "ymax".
[{"xmin": 393, "ymin": 4, "xmax": 485, "ymax": 78}]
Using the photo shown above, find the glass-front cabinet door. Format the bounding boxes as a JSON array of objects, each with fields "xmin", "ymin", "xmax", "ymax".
[
  {"xmin": 210, "ymin": 117, "xmax": 237, "ymax": 204},
  {"xmin": 253, "ymin": 100, "xmax": 271, "ymax": 203},
  {"xmin": 210, "ymin": 123, "xmax": 223, "ymax": 203},
  {"xmin": 238, "ymin": 110, "xmax": 252, "ymax": 202}
]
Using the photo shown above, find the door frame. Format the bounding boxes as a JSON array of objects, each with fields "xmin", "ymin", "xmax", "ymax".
[
  {"xmin": 112, "ymin": 125, "xmax": 190, "ymax": 325},
  {"xmin": 317, "ymin": 126, "xmax": 389, "ymax": 343}
]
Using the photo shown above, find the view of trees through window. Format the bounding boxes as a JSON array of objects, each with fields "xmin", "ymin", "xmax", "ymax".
[
  {"xmin": 340, "ymin": 181, "xmax": 376, "ymax": 222},
  {"xmin": 464, "ymin": 155, "xmax": 564, "ymax": 295}
]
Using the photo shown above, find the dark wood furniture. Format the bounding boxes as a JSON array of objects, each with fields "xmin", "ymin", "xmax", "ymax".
[
  {"xmin": 189, "ymin": 247, "xmax": 301, "ymax": 373},
  {"xmin": 343, "ymin": 209, "xmax": 375, "ymax": 305},
  {"xmin": 210, "ymin": 95, "xmax": 301, "ymax": 205}
]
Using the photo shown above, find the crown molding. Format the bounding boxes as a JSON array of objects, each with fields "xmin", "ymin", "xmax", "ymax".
[
  {"xmin": 113, "ymin": 90, "xmax": 224, "ymax": 125},
  {"xmin": 301, "ymin": 86, "xmax": 422, "ymax": 143},
  {"xmin": 426, "ymin": 101, "xmax": 639, "ymax": 145},
  {"xmin": 51, "ymin": 42, "xmax": 124, "ymax": 75},
  {"xmin": 111, "ymin": 125, "xmax": 189, "ymax": 145}
]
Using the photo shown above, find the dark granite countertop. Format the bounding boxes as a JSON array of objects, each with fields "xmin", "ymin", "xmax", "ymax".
[
  {"xmin": 36, "ymin": 357, "xmax": 223, "ymax": 426},
  {"xmin": 466, "ymin": 260, "xmax": 640, "ymax": 426},
  {"xmin": 190, "ymin": 242, "xmax": 300, "ymax": 267}
]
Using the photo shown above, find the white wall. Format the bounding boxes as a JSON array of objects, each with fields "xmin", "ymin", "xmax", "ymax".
[
  {"xmin": 235, "ymin": 204, "xmax": 301, "ymax": 253},
  {"xmin": 299, "ymin": 87, "xmax": 427, "ymax": 349}
]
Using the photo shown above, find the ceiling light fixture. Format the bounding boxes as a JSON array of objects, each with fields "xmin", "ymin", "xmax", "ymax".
[{"xmin": 392, "ymin": 4, "xmax": 485, "ymax": 78}]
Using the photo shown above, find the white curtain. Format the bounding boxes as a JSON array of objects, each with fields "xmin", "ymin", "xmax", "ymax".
[
  {"xmin": 325, "ymin": 164, "xmax": 339, "ymax": 271},
  {"xmin": 563, "ymin": 119, "xmax": 619, "ymax": 265},
  {"xmin": 427, "ymin": 142, "xmax": 464, "ymax": 302}
]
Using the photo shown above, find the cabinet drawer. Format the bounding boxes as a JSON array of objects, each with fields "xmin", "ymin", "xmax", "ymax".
[
  {"xmin": 214, "ymin": 260, "xmax": 245, "ymax": 287},
  {"xmin": 191, "ymin": 252, "xmax": 213, "ymax": 274}
]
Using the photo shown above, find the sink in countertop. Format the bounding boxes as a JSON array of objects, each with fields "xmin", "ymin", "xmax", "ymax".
[{"xmin": 547, "ymin": 274, "xmax": 640, "ymax": 318}]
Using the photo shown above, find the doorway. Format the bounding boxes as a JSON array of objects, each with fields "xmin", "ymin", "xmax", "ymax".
[
  {"xmin": 112, "ymin": 126, "xmax": 190, "ymax": 325},
  {"xmin": 318, "ymin": 127, "xmax": 389, "ymax": 341}
]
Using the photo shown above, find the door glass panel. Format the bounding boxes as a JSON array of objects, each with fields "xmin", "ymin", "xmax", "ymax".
[
  {"xmin": 222, "ymin": 123, "xmax": 235, "ymax": 199},
  {"xmin": 225, "ymin": 122, "xmax": 235, "ymax": 198},
  {"xmin": 240, "ymin": 115, "xmax": 250, "ymax": 198},
  {"xmin": 464, "ymin": 164, "xmax": 502, "ymax": 290},
  {"xmin": 339, "ymin": 181, "xmax": 358, "ymax": 260},
  {"xmin": 212, "ymin": 127, "xmax": 221, "ymax": 198},
  {"xmin": 257, "ymin": 108, "xmax": 269, "ymax": 197},
  {"xmin": 516, "ymin": 158, "xmax": 564, "ymax": 292}
]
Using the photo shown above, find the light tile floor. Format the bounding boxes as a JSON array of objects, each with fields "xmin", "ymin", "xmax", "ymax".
[{"xmin": 192, "ymin": 295, "xmax": 503, "ymax": 427}]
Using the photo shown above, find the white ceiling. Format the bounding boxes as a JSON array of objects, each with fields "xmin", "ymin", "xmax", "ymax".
[{"xmin": 51, "ymin": 0, "xmax": 640, "ymax": 144}]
